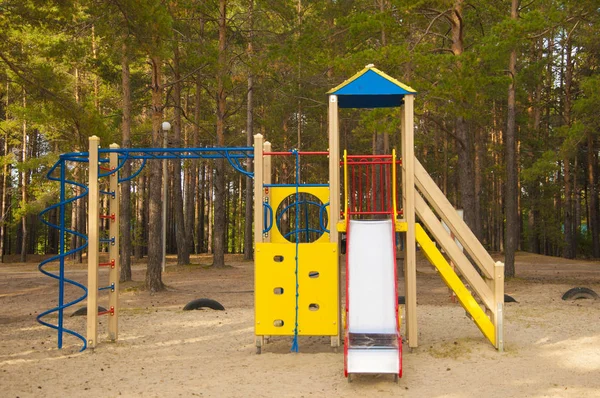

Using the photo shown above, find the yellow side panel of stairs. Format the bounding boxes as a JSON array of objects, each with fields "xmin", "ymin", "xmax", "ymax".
[{"xmin": 415, "ymin": 224, "xmax": 495, "ymax": 345}]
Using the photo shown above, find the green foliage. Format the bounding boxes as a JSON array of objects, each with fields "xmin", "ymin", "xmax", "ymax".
[{"xmin": 0, "ymin": 0, "xmax": 599, "ymax": 258}]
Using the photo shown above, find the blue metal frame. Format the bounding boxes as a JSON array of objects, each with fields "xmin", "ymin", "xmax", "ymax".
[{"xmin": 38, "ymin": 145, "xmax": 255, "ymax": 352}]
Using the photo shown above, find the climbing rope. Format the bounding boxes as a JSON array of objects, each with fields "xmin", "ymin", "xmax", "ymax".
[{"xmin": 291, "ymin": 149, "xmax": 300, "ymax": 353}]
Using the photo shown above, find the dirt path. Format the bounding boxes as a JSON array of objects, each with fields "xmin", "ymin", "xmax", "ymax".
[{"xmin": 1, "ymin": 253, "xmax": 599, "ymax": 397}]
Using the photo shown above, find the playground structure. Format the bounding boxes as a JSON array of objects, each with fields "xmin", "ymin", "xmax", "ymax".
[
  {"xmin": 38, "ymin": 66, "xmax": 504, "ymax": 380},
  {"xmin": 252, "ymin": 66, "xmax": 504, "ymax": 379}
]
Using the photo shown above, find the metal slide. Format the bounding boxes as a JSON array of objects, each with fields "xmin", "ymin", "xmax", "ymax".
[{"xmin": 344, "ymin": 219, "xmax": 402, "ymax": 381}]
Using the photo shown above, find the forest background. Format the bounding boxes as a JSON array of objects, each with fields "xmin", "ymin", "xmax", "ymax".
[{"xmin": 0, "ymin": 0, "xmax": 599, "ymax": 290}]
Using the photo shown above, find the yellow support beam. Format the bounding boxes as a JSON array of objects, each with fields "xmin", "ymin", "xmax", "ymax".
[{"xmin": 415, "ymin": 224, "xmax": 496, "ymax": 346}]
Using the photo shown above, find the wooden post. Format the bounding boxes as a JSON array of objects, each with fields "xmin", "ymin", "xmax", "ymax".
[
  {"xmin": 494, "ymin": 261, "xmax": 505, "ymax": 351},
  {"xmin": 263, "ymin": 141, "xmax": 272, "ymax": 243},
  {"xmin": 328, "ymin": 94, "xmax": 341, "ymax": 348},
  {"xmin": 402, "ymin": 95, "xmax": 418, "ymax": 348},
  {"xmin": 253, "ymin": 133, "xmax": 264, "ymax": 351},
  {"xmin": 108, "ymin": 144, "xmax": 120, "ymax": 342},
  {"xmin": 87, "ymin": 136, "xmax": 100, "ymax": 349},
  {"xmin": 253, "ymin": 134, "xmax": 264, "ymax": 245}
]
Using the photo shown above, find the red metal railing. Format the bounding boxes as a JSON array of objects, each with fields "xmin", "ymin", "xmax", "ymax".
[{"xmin": 342, "ymin": 154, "xmax": 402, "ymax": 219}]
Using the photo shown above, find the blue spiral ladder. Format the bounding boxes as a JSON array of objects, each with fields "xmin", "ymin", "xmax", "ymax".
[{"xmin": 37, "ymin": 152, "xmax": 91, "ymax": 351}]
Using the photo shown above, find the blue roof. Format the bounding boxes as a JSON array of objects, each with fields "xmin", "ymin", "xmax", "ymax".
[{"xmin": 327, "ymin": 66, "xmax": 416, "ymax": 109}]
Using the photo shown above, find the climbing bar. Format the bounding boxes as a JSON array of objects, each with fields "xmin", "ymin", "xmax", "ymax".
[
  {"xmin": 99, "ymin": 259, "xmax": 115, "ymax": 268},
  {"xmin": 98, "ymin": 283, "xmax": 115, "ymax": 292},
  {"xmin": 99, "ymin": 213, "xmax": 115, "ymax": 221},
  {"xmin": 263, "ymin": 151, "xmax": 329, "ymax": 156},
  {"xmin": 263, "ymin": 203, "xmax": 273, "ymax": 234},
  {"xmin": 100, "ymin": 237, "xmax": 115, "ymax": 245},
  {"xmin": 99, "ymin": 166, "xmax": 113, "ymax": 172},
  {"xmin": 98, "ymin": 306, "xmax": 115, "ymax": 316},
  {"xmin": 100, "ymin": 190, "xmax": 115, "ymax": 198}
]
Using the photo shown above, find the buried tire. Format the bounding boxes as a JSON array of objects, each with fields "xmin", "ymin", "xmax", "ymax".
[
  {"xmin": 183, "ymin": 298, "xmax": 225, "ymax": 311},
  {"xmin": 504, "ymin": 294, "xmax": 518, "ymax": 303},
  {"xmin": 71, "ymin": 306, "xmax": 107, "ymax": 317},
  {"xmin": 561, "ymin": 287, "xmax": 599, "ymax": 301}
]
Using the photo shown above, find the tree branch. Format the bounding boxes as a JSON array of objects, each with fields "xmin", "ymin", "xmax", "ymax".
[{"xmin": 410, "ymin": 8, "xmax": 452, "ymax": 51}]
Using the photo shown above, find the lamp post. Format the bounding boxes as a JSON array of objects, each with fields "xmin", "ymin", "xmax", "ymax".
[{"xmin": 161, "ymin": 121, "xmax": 171, "ymax": 272}]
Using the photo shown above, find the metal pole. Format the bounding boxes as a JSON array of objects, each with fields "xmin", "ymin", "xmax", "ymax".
[{"xmin": 162, "ymin": 133, "xmax": 168, "ymax": 272}]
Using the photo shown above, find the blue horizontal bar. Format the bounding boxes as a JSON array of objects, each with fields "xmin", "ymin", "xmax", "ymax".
[
  {"xmin": 100, "ymin": 190, "xmax": 115, "ymax": 198},
  {"xmin": 98, "ymin": 283, "xmax": 115, "ymax": 292}
]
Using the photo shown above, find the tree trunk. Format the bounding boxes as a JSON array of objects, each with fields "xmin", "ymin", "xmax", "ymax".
[
  {"xmin": 70, "ymin": 174, "xmax": 78, "ymax": 259},
  {"xmin": 562, "ymin": 33, "xmax": 575, "ymax": 259},
  {"xmin": 588, "ymin": 131, "xmax": 599, "ymax": 257},
  {"xmin": 474, "ymin": 127, "xmax": 483, "ymax": 242},
  {"xmin": 197, "ymin": 162, "xmax": 205, "ymax": 253},
  {"xmin": 504, "ymin": 0, "xmax": 519, "ymax": 277},
  {"xmin": 231, "ymin": 180, "xmax": 237, "ymax": 253},
  {"xmin": 20, "ymin": 92, "xmax": 27, "ymax": 263},
  {"xmin": 207, "ymin": 164, "xmax": 213, "ymax": 254},
  {"xmin": 185, "ymin": 75, "xmax": 201, "ymax": 257},
  {"xmin": 146, "ymin": 55, "xmax": 165, "ymax": 292},
  {"xmin": 212, "ymin": 0, "xmax": 228, "ymax": 268},
  {"xmin": 450, "ymin": 0, "xmax": 479, "ymax": 238},
  {"xmin": 0, "ymin": 91, "xmax": 8, "ymax": 262},
  {"xmin": 77, "ymin": 182, "xmax": 85, "ymax": 262},
  {"xmin": 135, "ymin": 175, "xmax": 145, "ymax": 259},
  {"xmin": 120, "ymin": 41, "xmax": 133, "ymax": 281},
  {"xmin": 244, "ymin": 0, "xmax": 254, "ymax": 261},
  {"xmin": 171, "ymin": 43, "xmax": 190, "ymax": 265}
]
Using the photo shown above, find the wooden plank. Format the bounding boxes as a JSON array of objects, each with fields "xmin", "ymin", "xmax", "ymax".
[
  {"xmin": 494, "ymin": 261, "xmax": 505, "ymax": 351},
  {"xmin": 414, "ymin": 158, "xmax": 494, "ymax": 278},
  {"xmin": 108, "ymin": 144, "xmax": 120, "ymax": 342},
  {"xmin": 328, "ymin": 94, "xmax": 341, "ymax": 348},
  {"xmin": 253, "ymin": 134, "xmax": 264, "ymax": 346},
  {"xmin": 415, "ymin": 193, "xmax": 494, "ymax": 310},
  {"xmin": 263, "ymin": 141, "xmax": 272, "ymax": 243},
  {"xmin": 253, "ymin": 134, "xmax": 264, "ymax": 244},
  {"xmin": 402, "ymin": 95, "xmax": 417, "ymax": 348},
  {"xmin": 87, "ymin": 136, "xmax": 100, "ymax": 349},
  {"xmin": 328, "ymin": 95, "xmax": 340, "ymax": 244}
]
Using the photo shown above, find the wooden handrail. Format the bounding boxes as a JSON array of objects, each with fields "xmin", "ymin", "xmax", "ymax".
[{"xmin": 414, "ymin": 158, "xmax": 494, "ymax": 279}]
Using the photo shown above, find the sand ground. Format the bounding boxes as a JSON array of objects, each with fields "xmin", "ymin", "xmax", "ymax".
[{"xmin": 1, "ymin": 252, "xmax": 599, "ymax": 397}]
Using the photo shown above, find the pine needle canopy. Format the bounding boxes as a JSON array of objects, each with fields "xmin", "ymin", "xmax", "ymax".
[{"xmin": 327, "ymin": 65, "xmax": 416, "ymax": 109}]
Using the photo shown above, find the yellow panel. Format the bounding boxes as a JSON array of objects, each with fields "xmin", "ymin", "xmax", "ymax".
[
  {"xmin": 255, "ymin": 242, "xmax": 338, "ymax": 336},
  {"xmin": 269, "ymin": 187, "xmax": 331, "ymax": 244},
  {"xmin": 396, "ymin": 221, "xmax": 407, "ymax": 232},
  {"xmin": 415, "ymin": 224, "xmax": 495, "ymax": 345}
]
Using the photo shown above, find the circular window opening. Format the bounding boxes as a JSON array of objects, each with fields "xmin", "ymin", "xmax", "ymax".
[{"xmin": 276, "ymin": 193, "xmax": 328, "ymax": 243}]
